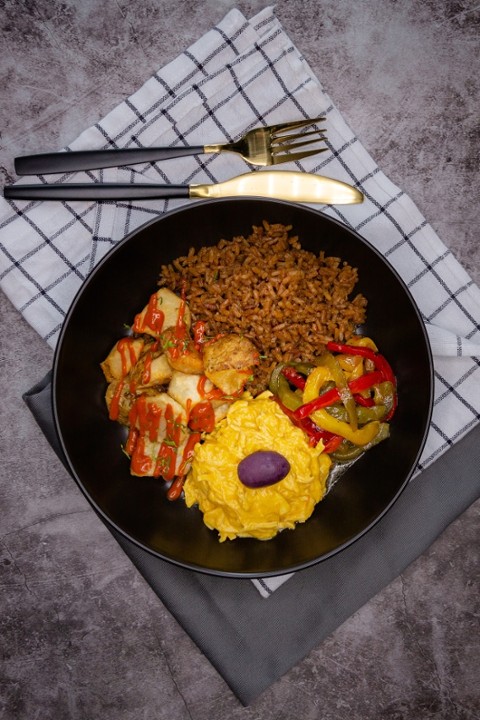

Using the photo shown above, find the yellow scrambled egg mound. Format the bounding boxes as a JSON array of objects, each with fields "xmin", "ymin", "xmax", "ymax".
[{"xmin": 183, "ymin": 393, "xmax": 332, "ymax": 541}]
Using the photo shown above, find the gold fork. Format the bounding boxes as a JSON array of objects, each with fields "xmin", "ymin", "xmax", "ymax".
[
  {"xmin": 204, "ymin": 117, "xmax": 327, "ymax": 166},
  {"xmin": 14, "ymin": 118, "xmax": 327, "ymax": 175}
]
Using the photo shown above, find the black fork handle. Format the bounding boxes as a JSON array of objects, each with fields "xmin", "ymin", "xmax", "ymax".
[
  {"xmin": 3, "ymin": 183, "xmax": 191, "ymax": 201},
  {"xmin": 14, "ymin": 146, "xmax": 205, "ymax": 175}
]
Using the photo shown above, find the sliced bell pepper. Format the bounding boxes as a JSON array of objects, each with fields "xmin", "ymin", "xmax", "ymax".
[
  {"xmin": 317, "ymin": 351, "xmax": 358, "ymax": 430},
  {"xmin": 326, "ymin": 402, "xmax": 387, "ymax": 424},
  {"xmin": 326, "ymin": 341, "xmax": 396, "ymax": 387},
  {"xmin": 281, "ymin": 366, "xmax": 307, "ymax": 390},
  {"xmin": 271, "ymin": 396, "xmax": 342, "ymax": 452},
  {"xmin": 354, "ymin": 394, "xmax": 375, "ymax": 407},
  {"xmin": 302, "ymin": 366, "xmax": 333, "ymax": 403},
  {"xmin": 345, "ymin": 336, "xmax": 378, "ymax": 351},
  {"xmin": 294, "ymin": 370, "xmax": 385, "ymax": 420},
  {"xmin": 331, "ymin": 422, "xmax": 390, "ymax": 462},
  {"xmin": 309, "ymin": 408, "xmax": 381, "ymax": 446}
]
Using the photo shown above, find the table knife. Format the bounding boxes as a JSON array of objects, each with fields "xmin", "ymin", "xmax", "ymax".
[{"xmin": 3, "ymin": 171, "xmax": 363, "ymax": 205}]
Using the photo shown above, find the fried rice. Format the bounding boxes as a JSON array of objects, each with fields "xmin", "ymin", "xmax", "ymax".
[{"xmin": 158, "ymin": 221, "xmax": 367, "ymax": 392}]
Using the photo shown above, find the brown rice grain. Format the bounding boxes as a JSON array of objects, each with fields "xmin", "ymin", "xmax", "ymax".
[{"xmin": 158, "ymin": 221, "xmax": 367, "ymax": 393}]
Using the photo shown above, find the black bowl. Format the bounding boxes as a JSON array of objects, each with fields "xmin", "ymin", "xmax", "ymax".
[{"xmin": 53, "ymin": 198, "xmax": 433, "ymax": 577}]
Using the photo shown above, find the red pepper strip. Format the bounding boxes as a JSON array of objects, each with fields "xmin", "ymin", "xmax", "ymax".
[
  {"xmin": 272, "ymin": 395, "xmax": 310, "ymax": 431},
  {"xmin": 294, "ymin": 370, "xmax": 385, "ymax": 420},
  {"xmin": 326, "ymin": 341, "xmax": 398, "ymax": 419},
  {"xmin": 271, "ymin": 396, "xmax": 342, "ymax": 451},
  {"xmin": 349, "ymin": 370, "xmax": 385, "ymax": 393},
  {"xmin": 281, "ymin": 366, "xmax": 306, "ymax": 390},
  {"xmin": 326, "ymin": 341, "xmax": 397, "ymax": 387},
  {"xmin": 323, "ymin": 434, "xmax": 343, "ymax": 453},
  {"xmin": 373, "ymin": 353, "xmax": 397, "ymax": 387}
]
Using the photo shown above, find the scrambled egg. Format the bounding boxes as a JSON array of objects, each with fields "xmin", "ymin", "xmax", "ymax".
[{"xmin": 183, "ymin": 393, "xmax": 331, "ymax": 541}]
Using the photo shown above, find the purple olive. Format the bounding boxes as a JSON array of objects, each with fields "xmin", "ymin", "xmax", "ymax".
[{"xmin": 237, "ymin": 450, "xmax": 291, "ymax": 488}]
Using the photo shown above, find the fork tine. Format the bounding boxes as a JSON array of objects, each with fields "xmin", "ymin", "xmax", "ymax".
[
  {"xmin": 272, "ymin": 147, "xmax": 329, "ymax": 165},
  {"xmin": 270, "ymin": 116, "xmax": 326, "ymax": 133},
  {"xmin": 272, "ymin": 137, "xmax": 327, "ymax": 155},
  {"xmin": 271, "ymin": 129, "xmax": 327, "ymax": 146}
]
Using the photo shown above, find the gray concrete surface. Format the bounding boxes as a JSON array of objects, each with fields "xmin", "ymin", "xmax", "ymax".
[{"xmin": 1, "ymin": 1, "xmax": 479, "ymax": 718}]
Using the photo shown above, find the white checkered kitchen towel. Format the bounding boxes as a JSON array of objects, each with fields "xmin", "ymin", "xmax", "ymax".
[{"xmin": 1, "ymin": 7, "xmax": 479, "ymax": 597}]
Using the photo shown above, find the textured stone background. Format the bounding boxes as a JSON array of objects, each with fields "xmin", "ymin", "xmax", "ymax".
[{"xmin": 1, "ymin": 1, "xmax": 479, "ymax": 718}]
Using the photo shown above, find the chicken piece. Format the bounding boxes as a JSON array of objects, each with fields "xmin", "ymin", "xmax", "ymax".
[
  {"xmin": 128, "ymin": 392, "xmax": 189, "ymax": 478},
  {"xmin": 129, "ymin": 344, "xmax": 173, "ymax": 392},
  {"xmin": 167, "ymin": 371, "xmax": 205, "ymax": 409},
  {"xmin": 168, "ymin": 371, "xmax": 232, "ymax": 429},
  {"xmin": 161, "ymin": 327, "xmax": 204, "ymax": 374},
  {"xmin": 129, "ymin": 392, "xmax": 187, "ymax": 437},
  {"xmin": 203, "ymin": 334, "xmax": 259, "ymax": 395},
  {"xmin": 105, "ymin": 380, "xmax": 136, "ymax": 425},
  {"xmin": 100, "ymin": 337, "xmax": 145, "ymax": 382},
  {"xmin": 132, "ymin": 288, "xmax": 191, "ymax": 339}
]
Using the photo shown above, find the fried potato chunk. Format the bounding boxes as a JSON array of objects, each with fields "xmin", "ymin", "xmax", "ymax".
[
  {"xmin": 129, "ymin": 345, "xmax": 173, "ymax": 391},
  {"xmin": 105, "ymin": 380, "xmax": 135, "ymax": 425},
  {"xmin": 203, "ymin": 334, "xmax": 259, "ymax": 395},
  {"xmin": 167, "ymin": 371, "xmax": 231, "ymax": 424},
  {"xmin": 132, "ymin": 287, "xmax": 191, "ymax": 338},
  {"xmin": 167, "ymin": 371, "xmax": 205, "ymax": 409},
  {"xmin": 161, "ymin": 327, "xmax": 204, "ymax": 374},
  {"xmin": 101, "ymin": 337, "xmax": 145, "ymax": 382}
]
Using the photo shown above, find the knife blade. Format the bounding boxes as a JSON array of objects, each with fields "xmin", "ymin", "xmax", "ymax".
[{"xmin": 3, "ymin": 171, "xmax": 363, "ymax": 205}]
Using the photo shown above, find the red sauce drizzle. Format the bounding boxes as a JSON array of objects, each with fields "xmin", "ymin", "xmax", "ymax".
[
  {"xmin": 131, "ymin": 437, "xmax": 153, "ymax": 475},
  {"xmin": 153, "ymin": 403, "xmax": 185, "ymax": 480},
  {"xmin": 155, "ymin": 444, "xmax": 177, "ymax": 481},
  {"xmin": 129, "ymin": 395, "xmax": 162, "ymax": 442},
  {"xmin": 142, "ymin": 353, "xmax": 153, "ymax": 384},
  {"xmin": 192, "ymin": 320, "xmax": 207, "ymax": 350},
  {"xmin": 164, "ymin": 404, "xmax": 183, "ymax": 447},
  {"xmin": 125, "ymin": 427, "xmax": 139, "ymax": 456},
  {"xmin": 169, "ymin": 284, "xmax": 188, "ymax": 359},
  {"xmin": 189, "ymin": 401, "xmax": 216, "ymax": 433},
  {"xmin": 197, "ymin": 375, "xmax": 225, "ymax": 401},
  {"xmin": 109, "ymin": 380, "xmax": 124, "ymax": 421},
  {"xmin": 133, "ymin": 293, "xmax": 165, "ymax": 334},
  {"xmin": 177, "ymin": 432, "xmax": 202, "ymax": 476},
  {"xmin": 166, "ymin": 476, "xmax": 185, "ymax": 501},
  {"xmin": 117, "ymin": 337, "xmax": 138, "ymax": 377}
]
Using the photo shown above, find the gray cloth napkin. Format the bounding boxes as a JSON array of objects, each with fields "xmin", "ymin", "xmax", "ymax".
[{"xmin": 23, "ymin": 372, "xmax": 480, "ymax": 704}]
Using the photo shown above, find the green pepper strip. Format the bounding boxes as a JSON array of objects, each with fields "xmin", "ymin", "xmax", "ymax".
[
  {"xmin": 269, "ymin": 365, "xmax": 303, "ymax": 412},
  {"xmin": 294, "ymin": 370, "xmax": 385, "ymax": 420},
  {"xmin": 326, "ymin": 402, "xmax": 387, "ymax": 424},
  {"xmin": 331, "ymin": 422, "xmax": 390, "ymax": 463}
]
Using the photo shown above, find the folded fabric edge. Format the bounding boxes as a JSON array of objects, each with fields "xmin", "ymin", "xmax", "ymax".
[{"xmin": 426, "ymin": 323, "xmax": 480, "ymax": 357}]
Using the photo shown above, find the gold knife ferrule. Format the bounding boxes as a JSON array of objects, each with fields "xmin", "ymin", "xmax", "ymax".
[{"xmin": 203, "ymin": 144, "xmax": 224, "ymax": 154}]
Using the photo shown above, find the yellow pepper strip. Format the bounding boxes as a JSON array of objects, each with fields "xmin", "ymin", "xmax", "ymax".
[
  {"xmin": 319, "ymin": 352, "xmax": 358, "ymax": 431},
  {"xmin": 338, "ymin": 354, "xmax": 364, "ymax": 381},
  {"xmin": 302, "ymin": 366, "xmax": 332, "ymax": 403},
  {"xmin": 310, "ymin": 409, "xmax": 380, "ymax": 446},
  {"xmin": 346, "ymin": 336, "xmax": 378, "ymax": 351}
]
